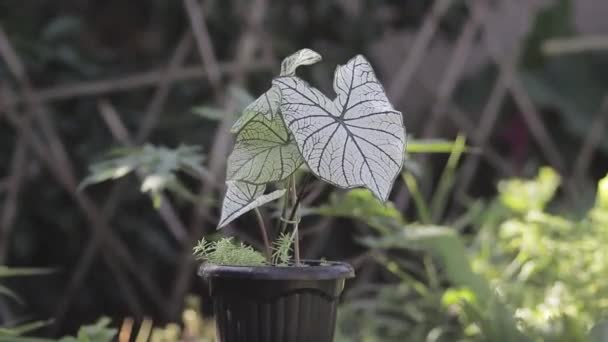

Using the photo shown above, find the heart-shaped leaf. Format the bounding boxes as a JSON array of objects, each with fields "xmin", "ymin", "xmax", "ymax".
[
  {"xmin": 231, "ymin": 49, "xmax": 322, "ymax": 133},
  {"xmin": 219, "ymin": 49, "xmax": 322, "ymax": 228},
  {"xmin": 273, "ymin": 55, "xmax": 406, "ymax": 201},
  {"xmin": 227, "ymin": 114, "xmax": 303, "ymax": 184},
  {"xmin": 231, "ymin": 86, "xmax": 281, "ymax": 133},
  {"xmin": 218, "ymin": 181, "xmax": 286, "ymax": 228}
]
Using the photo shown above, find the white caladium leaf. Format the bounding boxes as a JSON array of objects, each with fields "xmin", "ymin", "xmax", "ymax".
[
  {"xmin": 273, "ymin": 55, "xmax": 406, "ymax": 202},
  {"xmin": 231, "ymin": 86, "xmax": 281, "ymax": 133},
  {"xmin": 230, "ymin": 49, "xmax": 322, "ymax": 133},
  {"xmin": 227, "ymin": 114, "xmax": 303, "ymax": 184},
  {"xmin": 219, "ymin": 49, "xmax": 323, "ymax": 228},
  {"xmin": 218, "ymin": 181, "xmax": 286, "ymax": 229},
  {"xmin": 280, "ymin": 48, "xmax": 322, "ymax": 77}
]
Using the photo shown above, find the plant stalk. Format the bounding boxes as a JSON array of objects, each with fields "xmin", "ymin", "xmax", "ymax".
[
  {"xmin": 291, "ymin": 176, "xmax": 301, "ymax": 265},
  {"xmin": 278, "ymin": 177, "xmax": 293, "ymax": 233},
  {"xmin": 253, "ymin": 208, "xmax": 272, "ymax": 262},
  {"xmin": 285, "ymin": 173, "xmax": 312, "ymax": 265}
]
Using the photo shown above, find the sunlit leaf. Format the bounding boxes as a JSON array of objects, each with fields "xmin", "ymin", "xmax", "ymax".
[
  {"xmin": 0, "ymin": 266, "xmax": 54, "ymax": 277},
  {"xmin": 231, "ymin": 86, "xmax": 281, "ymax": 133},
  {"xmin": 79, "ymin": 160, "xmax": 136, "ymax": 190},
  {"xmin": 442, "ymin": 287, "xmax": 477, "ymax": 307},
  {"xmin": 280, "ymin": 48, "xmax": 322, "ymax": 77},
  {"xmin": 596, "ymin": 174, "xmax": 608, "ymax": 210},
  {"xmin": 318, "ymin": 188, "xmax": 403, "ymax": 232},
  {"xmin": 407, "ymin": 139, "xmax": 472, "ymax": 154},
  {"xmin": 227, "ymin": 114, "xmax": 303, "ymax": 184},
  {"xmin": 80, "ymin": 145, "xmax": 206, "ymax": 204},
  {"xmin": 58, "ymin": 317, "xmax": 116, "ymax": 342},
  {"xmin": 219, "ymin": 49, "xmax": 322, "ymax": 227},
  {"xmin": 218, "ymin": 181, "xmax": 286, "ymax": 229},
  {"xmin": 192, "ymin": 86, "xmax": 255, "ymax": 123},
  {"xmin": 430, "ymin": 134, "xmax": 467, "ymax": 222},
  {"xmin": 498, "ymin": 167, "xmax": 560, "ymax": 213},
  {"xmin": 361, "ymin": 225, "xmax": 527, "ymax": 341},
  {"xmin": 141, "ymin": 174, "xmax": 173, "ymax": 194},
  {"xmin": 228, "ymin": 85, "xmax": 256, "ymax": 109},
  {"xmin": 274, "ymin": 55, "xmax": 406, "ymax": 201},
  {"xmin": 231, "ymin": 49, "xmax": 321, "ymax": 133},
  {"xmin": 362, "ymin": 226, "xmax": 492, "ymax": 301},
  {"xmin": 192, "ymin": 106, "xmax": 228, "ymax": 121}
]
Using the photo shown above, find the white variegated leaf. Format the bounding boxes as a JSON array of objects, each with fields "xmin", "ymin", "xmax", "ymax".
[
  {"xmin": 218, "ymin": 181, "xmax": 286, "ymax": 229},
  {"xmin": 230, "ymin": 49, "xmax": 322, "ymax": 133},
  {"xmin": 280, "ymin": 48, "xmax": 322, "ymax": 76},
  {"xmin": 231, "ymin": 86, "xmax": 281, "ymax": 133},
  {"xmin": 227, "ymin": 114, "xmax": 303, "ymax": 184},
  {"xmin": 273, "ymin": 55, "xmax": 406, "ymax": 202}
]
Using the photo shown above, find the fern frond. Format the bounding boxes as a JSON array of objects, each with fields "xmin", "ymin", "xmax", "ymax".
[
  {"xmin": 272, "ymin": 232, "xmax": 295, "ymax": 265},
  {"xmin": 192, "ymin": 237, "xmax": 266, "ymax": 266},
  {"xmin": 193, "ymin": 238, "xmax": 214, "ymax": 261}
]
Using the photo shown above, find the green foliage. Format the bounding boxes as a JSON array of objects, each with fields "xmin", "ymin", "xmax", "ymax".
[
  {"xmin": 518, "ymin": 0, "xmax": 608, "ymax": 152},
  {"xmin": 52, "ymin": 297, "xmax": 216, "ymax": 342},
  {"xmin": 0, "ymin": 318, "xmax": 115, "ymax": 342},
  {"xmin": 326, "ymin": 141, "xmax": 545, "ymax": 341},
  {"xmin": 497, "ymin": 167, "xmax": 560, "ymax": 213},
  {"xmin": 400, "ymin": 134, "xmax": 468, "ymax": 224},
  {"xmin": 521, "ymin": 0, "xmax": 573, "ymax": 69},
  {"xmin": 0, "ymin": 266, "xmax": 54, "ymax": 304},
  {"xmin": 148, "ymin": 296, "xmax": 215, "ymax": 342},
  {"xmin": 333, "ymin": 166, "xmax": 608, "ymax": 341},
  {"xmin": 0, "ymin": 321, "xmax": 54, "ymax": 342},
  {"xmin": 80, "ymin": 144, "xmax": 206, "ymax": 207},
  {"xmin": 471, "ymin": 169, "xmax": 608, "ymax": 341},
  {"xmin": 362, "ymin": 226, "xmax": 526, "ymax": 342},
  {"xmin": 429, "ymin": 134, "xmax": 467, "ymax": 222},
  {"xmin": 192, "ymin": 86, "xmax": 255, "ymax": 122},
  {"xmin": 406, "ymin": 138, "xmax": 473, "ymax": 154},
  {"xmin": 272, "ymin": 232, "xmax": 295, "ymax": 265},
  {"xmin": 57, "ymin": 318, "xmax": 116, "ymax": 342},
  {"xmin": 0, "ymin": 267, "xmax": 55, "ymax": 341},
  {"xmin": 325, "ymin": 171, "xmax": 521, "ymax": 340},
  {"xmin": 336, "ymin": 281, "xmax": 456, "ymax": 342},
  {"xmin": 318, "ymin": 188, "xmax": 404, "ymax": 233},
  {"xmin": 193, "ymin": 238, "xmax": 266, "ymax": 267},
  {"xmin": 595, "ymin": 175, "xmax": 608, "ymax": 210}
]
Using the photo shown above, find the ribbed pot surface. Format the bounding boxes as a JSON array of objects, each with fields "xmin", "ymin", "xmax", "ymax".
[{"xmin": 199, "ymin": 261, "xmax": 354, "ymax": 342}]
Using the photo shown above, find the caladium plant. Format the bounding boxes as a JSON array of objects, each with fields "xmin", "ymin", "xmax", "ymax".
[{"xmin": 217, "ymin": 48, "xmax": 406, "ymax": 264}]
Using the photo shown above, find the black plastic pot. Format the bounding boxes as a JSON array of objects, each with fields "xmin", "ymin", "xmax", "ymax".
[{"xmin": 199, "ymin": 260, "xmax": 354, "ymax": 342}]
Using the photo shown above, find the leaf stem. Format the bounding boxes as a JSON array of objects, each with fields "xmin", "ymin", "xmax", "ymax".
[
  {"xmin": 285, "ymin": 173, "xmax": 312, "ymax": 265},
  {"xmin": 278, "ymin": 177, "xmax": 293, "ymax": 233},
  {"xmin": 253, "ymin": 208, "xmax": 272, "ymax": 262},
  {"xmin": 291, "ymin": 176, "xmax": 301, "ymax": 265}
]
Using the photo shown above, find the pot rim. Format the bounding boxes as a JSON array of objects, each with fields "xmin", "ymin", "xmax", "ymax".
[{"xmin": 198, "ymin": 260, "xmax": 355, "ymax": 281}]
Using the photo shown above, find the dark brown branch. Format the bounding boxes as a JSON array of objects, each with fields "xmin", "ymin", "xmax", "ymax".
[{"xmin": 0, "ymin": 60, "xmax": 272, "ymax": 111}]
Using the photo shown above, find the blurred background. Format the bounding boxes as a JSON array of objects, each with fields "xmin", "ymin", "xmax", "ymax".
[{"xmin": 1, "ymin": 0, "xmax": 608, "ymax": 341}]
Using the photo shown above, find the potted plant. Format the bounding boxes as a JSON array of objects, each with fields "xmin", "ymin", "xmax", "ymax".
[
  {"xmin": 80, "ymin": 48, "xmax": 406, "ymax": 342},
  {"xmin": 195, "ymin": 49, "xmax": 407, "ymax": 342}
]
